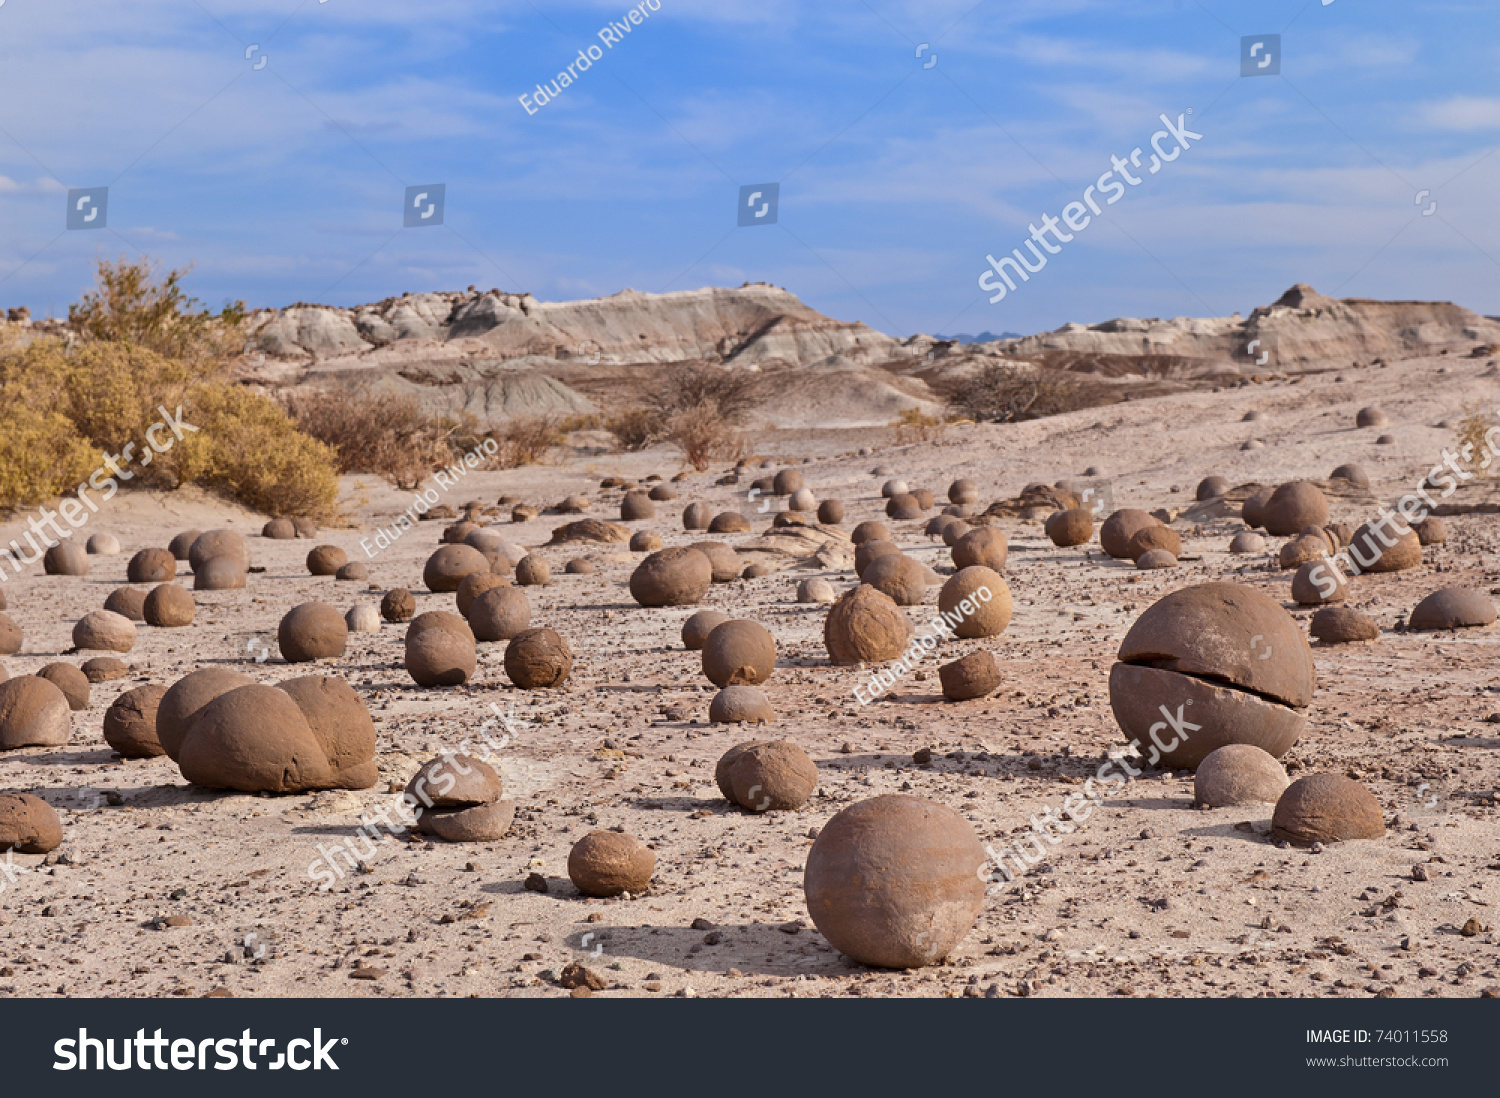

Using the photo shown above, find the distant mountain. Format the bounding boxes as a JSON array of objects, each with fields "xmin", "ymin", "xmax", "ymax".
[{"xmin": 937, "ymin": 331, "xmax": 1024, "ymax": 344}]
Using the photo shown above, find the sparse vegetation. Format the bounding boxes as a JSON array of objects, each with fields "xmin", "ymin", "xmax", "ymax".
[
  {"xmin": 948, "ymin": 361, "xmax": 1106, "ymax": 423},
  {"xmin": 606, "ymin": 408, "xmax": 664, "ymax": 451},
  {"xmin": 605, "ymin": 362, "xmax": 763, "ymax": 467},
  {"xmin": 666, "ymin": 403, "xmax": 753, "ymax": 471},
  {"xmin": 890, "ymin": 408, "xmax": 947, "ymax": 445},
  {"xmin": 1453, "ymin": 403, "xmax": 1496, "ymax": 478}
]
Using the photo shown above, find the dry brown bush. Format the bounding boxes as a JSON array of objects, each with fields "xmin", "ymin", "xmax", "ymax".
[
  {"xmin": 284, "ymin": 389, "xmax": 454, "ymax": 489},
  {"xmin": 948, "ymin": 362, "xmax": 1106, "ymax": 423},
  {"xmin": 606, "ymin": 408, "xmax": 665, "ymax": 451},
  {"xmin": 891, "ymin": 408, "xmax": 947, "ymax": 445},
  {"xmin": 668, "ymin": 403, "xmax": 752, "ymax": 471},
  {"xmin": 644, "ymin": 362, "xmax": 764, "ymax": 421},
  {"xmin": 493, "ymin": 415, "xmax": 562, "ymax": 468}
]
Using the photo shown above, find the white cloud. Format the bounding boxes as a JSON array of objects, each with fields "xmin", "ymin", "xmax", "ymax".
[{"xmin": 1417, "ymin": 96, "xmax": 1500, "ymax": 132}]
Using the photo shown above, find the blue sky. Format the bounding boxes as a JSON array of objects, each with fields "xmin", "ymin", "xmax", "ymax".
[{"xmin": 0, "ymin": 0, "xmax": 1496, "ymax": 338}]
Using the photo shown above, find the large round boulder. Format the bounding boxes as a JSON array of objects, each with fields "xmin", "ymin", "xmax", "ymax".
[
  {"xmin": 143, "ymin": 584, "xmax": 195, "ymax": 628},
  {"xmin": 629, "ymin": 547, "xmax": 713, "ymax": 607},
  {"xmin": 127, "ymin": 548, "xmax": 175, "ymax": 584},
  {"xmin": 824, "ymin": 585, "xmax": 912, "ymax": 666},
  {"xmin": 156, "ymin": 668, "xmax": 257, "ymax": 759},
  {"xmin": 504, "ymin": 628, "xmax": 572, "ymax": 688},
  {"xmin": 277, "ymin": 602, "xmax": 348, "ymax": 662},
  {"xmin": 568, "ymin": 831, "xmax": 654, "ymax": 897},
  {"xmin": 1409, "ymin": 588, "xmax": 1496, "ymax": 631},
  {"xmin": 0, "ymin": 793, "xmax": 62, "ymax": 853},
  {"xmin": 1262, "ymin": 482, "xmax": 1329, "ymax": 537},
  {"xmin": 423, "ymin": 545, "xmax": 489, "ymax": 593},
  {"xmin": 1100, "ymin": 510, "xmax": 1160, "ymax": 559},
  {"xmin": 73, "ymin": 609, "xmax": 137, "ymax": 652},
  {"xmin": 189, "ymin": 530, "xmax": 250, "ymax": 574},
  {"xmin": 1193, "ymin": 744, "xmax": 1289, "ymax": 807},
  {"xmin": 937, "ymin": 567, "xmax": 1012, "ymax": 639},
  {"xmin": 0, "ymin": 677, "xmax": 71, "ymax": 749},
  {"xmin": 951, "ymin": 527, "xmax": 1008, "ymax": 571},
  {"xmin": 702, "ymin": 620, "xmax": 776, "ymax": 687},
  {"xmin": 104, "ymin": 684, "xmax": 168, "ymax": 758},
  {"xmin": 1271, "ymin": 774, "xmax": 1384, "ymax": 846}
]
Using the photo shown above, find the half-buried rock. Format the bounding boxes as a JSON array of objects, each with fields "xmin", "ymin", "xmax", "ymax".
[
  {"xmin": 1310, "ymin": 606, "xmax": 1378, "ymax": 644},
  {"xmin": 73, "ymin": 610, "xmax": 136, "ymax": 652},
  {"xmin": 189, "ymin": 530, "xmax": 251, "ymax": 574},
  {"xmin": 1109, "ymin": 583, "xmax": 1314, "ymax": 769},
  {"xmin": 405, "ymin": 754, "xmax": 513, "ymax": 841},
  {"xmin": 1408, "ymin": 588, "xmax": 1496, "ymax": 631},
  {"xmin": 264, "ymin": 518, "xmax": 296, "ymax": 539},
  {"xmin": 690, "ymin": 541, "xmax": 740, "ymax": 584},
  {"xmin": 104, "ymin": 683, "xmax": 168, "ymax": 758},
  {"xmin": 1100, "ymin": 510, "xmax": 1161, "ymax": 559},
  {"xmin": 1262, "ymin": 481, "xmax": 1329, "ymax": 537},
  {"xmin": 307, "ymin": 545, "xmax": 347, "ymax": 576},
  {"xmin": 1271, "ymin": 773, "xmax": 1384, "ymax": 846},
  {"xmin": 195, "ymin": 556, "xmax": 246, "ymax": 591},
  {"xmin": 81, "ymin": 657, "xmax": 127, "ymax": 683},
  {"xmin": 630, "ymin": 547, "xmax": 712, "ymax": 607},
  {"xmin": 1128, "ymin": 525, "xmax": 1181, "ymax": 561},
  {"xmin": 37, "ymin": 663, "xmax": 89, "ymax": 711},
  {"xmin": 0, "ymin": 793, "xmax": 62, "ymax": 853},
  {"xmin": 939, "ymin": 650, "xmax": 1000, "ymax": 701},
  {"xmin": 1193, "ymin": 744, "xmax": 1289, "ymax": 807},
  {"xmin": 568, "ymin": 831, "xmax": 654, "ymax": 897},
  {"xmin": 804, "ymin": 795, "xmax": 985, "ymax": 969},
  {"xmin": 278, "ymin": 602, "xmax": 347, "ymax": 662},
  {"xmin": 861, "ymin": 552, "xmax": 926, "ymax": 607},
  {"xmin": 709, "ymin": 685, "xmax": 775, "ymax": 724},
  {"xmin": 156, "ymin": 668, "xmax": 256, "ymax": 760},
  {"xmin": 504, "ymin": 627, "xmax": 571, "ymax": 688},
  {"xmin": 405, "ymin": 612, "xmax": 476, "ymax": 686},
  {"xmin": 797, "ymin": 578, "xmax": 836, "ymax": 604},
  {"xmin": 825, "ymin": 585, "xmax": 912, "ymax": 666},
  {"xmin": 716, "ymin": 740, "xmax": 816, "ymax": 811},
  {"xmin": 1346, "ymin": 519, "xmax": 1421, "ymax": 573},
  {"xmin": 0, "ymin": 676, "xmax": 71, "ymax": 749},
  {"xmin": 702, "ymin": 620, "xmax": 776, "ymax": 687},
  {"xmin": 1135, "ymin": 549, "xmax": 1178, "ymax": 570},
  {"xmin": 143, "ymin": 584, "xmax": 195, "ymax": 628}
]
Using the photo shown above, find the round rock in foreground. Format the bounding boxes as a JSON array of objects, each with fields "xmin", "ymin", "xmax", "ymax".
[
  {"xmin": 73, "ymin": 610, "xmax": 137, "ymax": 653},
  {"xmin": 630, "ymin": 547, "xmax": 712, "ymax": 608},
  {"xmin": 346, "ymin": 605, "xmax": 380, "ymax": 633},
  {"xmin": 143, "ymin": 584, "xmax": 195, "ymax": 628},
  {"xmin": 938, "ymin": 650, "xmax": 1000, "ymax": 701},
  {"xmin": 1100, "ymin": 510, "xmax": 1160, "ymax": 559},
  {"xmin": 702, "ymin": 620, "xmax": 776, "ymax": 687},
  {"xmin": 1271, "ymin": 774, "xmax": 1384, "ymax": 846},
  {"xmin": 824, "ymin": 585, "xmax": 912, "ymax": 666},
  {"xmin": 719, "ymin": 741, "xmax": 816, "ymax": 811},
  {"xmin": 278, "ymin": 602, "xmax": 348, "ymax": 662},
  {"xmin": 1310, "ymin": 606, "xmax": 1378, "ymax": 644},
  {"xmin": 405, "ymin": 613, "xmax": 476, "ymax": 687},
  {"xmin": 37, "ymin": 663, "xmax": 89, "ymax": 711},
  {"xmin": 708, "ymin": 685, "xmax": 775, "ymax": 725},
  {"xmin": 504, "ymin": 628, "xmax": 572, "ymax": 689},
  {"xmin": 0, "ymin": 793, "xmax": 62, "ymax": 853},
  {"xmin": 1193, "ymin": 744, "xmax": 1289, "ymax": 808},
  {"xmin": 1408, "ymin": 588, "xmax": 1496, "ymax": 631},
  {"xmin": 103, "ymin": 683, "xmax": 167, "ymax": 758},
  {"xmin": 405, "ymin": 754, "xmax": 502, "ymax": 809},
  {"xmin": 1045, "ymin": 508, "xmax": 1093, "ymax": 547},
  {"xmin": 804, "ymin": 795, "xmax": 985, "ymax": 970},
  {"xmin": 104, "ymin": 586, "xmax": 148, "ymax": 621},
  {"xmin": 381, "ymin": 588, "xmax": 416, "ymax": 623},
  {"xmin": 128, "ymin": 548, "xmax": 175, "ymax": 584},
  {"xmin": 0, "ymin": 676, "xmax": 71, "ymax": 750},
  {"xmin": 568, "ymin": 831, "xmax": 655, "ymax": 897}
]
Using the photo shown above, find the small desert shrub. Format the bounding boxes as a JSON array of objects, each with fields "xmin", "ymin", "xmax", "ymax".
[
  {"xmin": 0, "ymin": 400, "xmax": 97, "ymax": 509},
  {"xmin": 644, "ymin": 362, "xmax": 764, "ymax": 421},
  {"xmin": 1453, "ymin": 403, "xmax": 1497, "ymax": 478},
  {"xmin": 606, "ymin": 408, "xmax": 665, "ymax": 451},
  {"xmin": 949, "ymin": 362, "xmax": 1104, "ymax": 423},
  {"xmin": 493, "ymin": 415, "xmax": 562, "ymax": 468},
  {"xmin": 667, "ymin": 403, "xmax": 753, "ymax": 471},
  {"xmin": 285, "ymin": 389, "xmax": 458, "ymax": 489},
  {"xmin": 891, "ymin": 408, "xmax": 947, "ymax": 445},
  {"xmin": 557, "ymin": 413, "xmax": 602, "ymax": 435}
]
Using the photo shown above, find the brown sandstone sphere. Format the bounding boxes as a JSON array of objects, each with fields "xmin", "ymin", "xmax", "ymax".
[
  {"xmin": 1128, "ymin": 525, "xmax": 1181, "ymax": 561},
  {"xmin": 1100, "ymin": 510, "xmax": 1161, "ymax": 559},
  {"xmin": 788, "ymin": 488, "xmax": 816, "ymax": 512},
  {"xmin": 797, "ymin": 577, "xmax": 836, "ymax": 604},
  {"xmin": 690, "ymin": 541, "xmax": 740, "ymax": 583},
  {"xmin": 1414, "ymin": 517, "xmax": 1447, "ymax": 546},
  {"xmin": 80, "ymin": 657, "xmax": 127, "ymax": 683},
  {"xmin": 951, "ymin": 527, "xmax": 1008, "ymax": 571},
  {"xmin": 307, "ymin": 545, "xmax": 347, "ymax": 576},
  {"xmin": 937, "ymin": 567, "xmax": 1012, "ymax": 639},
  {"xmin": 0, "ymin": 793, "xmax": 62, "ymax": 853},
  {"xmin": 1045, "ymin": 509, "xmax": 1094, "ymax": 547},
  {"xmin": 103, "ymin": 684, "xmax": 167, "ymax": 758},
  {"xmin": 144, "ymin": 584, "xmax": 196, "ymax": 628},
  {"xmin": 175, "ymin": 684, "xmax": 332, "ymax": 793},
  {"xmin": 381, "ymin": 588, "xmax": 416, "ymax": 623},
  {"xmin": 277, "ymin": 602, "xmax": 347, "ymax": 662},
  {"xmin": 742, "ymin": 562, "xmax": 774, "ymax": 580},
  {"xmin": 1135, "ymin": 549, "xmax": 1178, "ymax": 570},
  {"xmin": 1310, "ymin": 606, "xmax": 1378, "ymax": 644},
  {"xmin": 469, "ymin": 586, "xmax": 532, "ymax": 643},
  {"xmin": 629, "ymin": 530, "xmax": 663, "ymax": 554},
  {"xmin": 1240, "ymin": 486, "xmax": 1275, "ymax": 529},
  {"xmin": 72, "ymin": 609, "xmax": 136, "ymax": 652},
  {"xmin": 1331, "ymin": 463, "xmax": 1370, "ymax": 489},
  {"xmin": 1263, "ymin": 481, "xmax": 1329, "ymax": 537},
  {"xmin": 630, "ymin": 547, "xmax": 712, "ymax": 607},
  {"xmin": 854, "ymin": 539, "xmax": 902, "ymax": 578},
  {"xmin": 948, "ymin": 479, "xmax": 978, "ymax": 505},
  {"xmin": 155, "ymin": 668, "xmax": 256, "ymax": 759},
  {"xmin": 773, "ymin": 469, "xmax": 804, "ymax": 496},
  {"xmin": 1279, "ymin": 534, "xmax": 1327, "ymax": 570},
  {"xmin": 817, "ymin": 500, "xmax": 845, "ymax": 524},
  {"xmin": 504, "ymin": 628, "xmax": 572, "ymax": 689},
  {"xmin": 416, "ymin": 801, "xmax": 515, "ymax": 842},
  {"xmin": 405, "ymin": 754, "xmax": 502, "ymax": 810},
  {"xmin": 515, "ymin": 555, "xmax": 551, "ymax": 587},
  {"xmin": 804, "ymin": 795, "xmax": 985, "ymax": 970},
  {"xmin": 196, "ymin": 556, "xmax": 247, "ymax": 591},
  {"xmin": 0, "ymin": 613, "xmax": 19, "ymax": 656},
  {"xmin": 1348, "ymin": 519, "xmax": 1421, "ymax": 573},
  {"xmin": 43, "ymin": 541, "xmax": 88, "ymax": 576},
  {"xmin": 708, "ymin": 686, "xmax": 776, "ymax": 725},
  {"xmin": 925, "ymin": 514, "xmax": 958, "ymax": 539},
  {"xmin": 682, "ymin": 609, "xmax": 730, "ymax": 651},
  {"xmin": 0, "ymin": 676, "xmax": 71, "ymax": 750},
  {"xmin": 824, "ymin": 585, "xmax": 913, "ymax": 666},
  {"xmin": 443, "ymin": 522, "xmax": 478, "ymax": 545},
  {"xmin": 456, "ymin": 572, "xmax": 511, "ymax": 618},
  {"xmin": 1291, "ymin": 560, "xmax": 1346, "ymax": 605},
  {"xmin": 565, "ymin": 558, "xmax": 594, "ymax": 574},
  {"xmin": 861, "ymin": 552, "xmax": 926, "ymax": 607},
  {"xmin": 721, "ymin": 741, "xmax": 816, "ymax": 811},
  {"xmin": 709, "ymin": 511, "xmax": 751, "ymax": 534},
  {"xmin": 272, "ymin": 674, "xmax": 378, "ymax": 789},
  {"xmin": 850, "ymin": 521, "xmax": 890, "ymax": 546},
  {"xmin": 87, "ymin": 534, "xmax": 120, "ymax": 556},
  {"xmin": 189, "ymin": 530, "xmax": 250, "ymax": 574},
  {"xmin": 942, "ymin": 520, "xmax": 971, "ymax": 547},
  {"xmin": 405, "ymin": 620, "xmax": 477, "ymax": 687},
  {"xmin": 1193, "ymin": 744, "xmax": 1289, "ymax": 808},
  {"xmin": 568, "ymin": 831, "xmax": 655, "ymax": 897},
  {"xmin": 1272, "ymin": 773, "xmax": 1385, "ymax": 846},
  {"xmin": 423, "ymin": 544, "xmax": 489, "ymax": 592},
  {"xmin": 938, "ymin": 650, "xmax": 1001, "ymax": 701},
  {"xmin": 702, "ymin": 620, "xmax": 777, "ymax": 687},
  {"xmin": 263, "ymin": 518, "xmax": 296, "ymax": 539},
  {"xmin": 127, "ymin": 548, "xmax": 176, "ymax": 584},
  {"xmin": 37, "ymin": 663, "xmax": 88, "ymax": 711},
  {"xmin": 1409, "ymin": 588, "xmax": 1496, "ymax": 631},
  {"xmin": 168, "ymin": 530, "xmax": 201, "ymax": 560},
  {"xmin": 885, "ymin": 493, "xmax": 922, "ymax": 521},
  {"xmin": 1196, "ymin": 476, "xmax": 1228, "ymax": 501},
  {"xmin": 1229, "ymin": 531, "xmax": 1266, "ymax": 554},
  {"xmin": 465, "ymin": 528, "xmax": 508, "ymax": 554},
  {"xmin": 620, "ymin": 491, "xmax": 655, "ymax": 521},
  {"xmin": 683, "ymin": 501, "xmax": 713, "ymax": 531},
  {"xmin": 880, "ymin": 478, "xmax": 908, "ymax": 498},
  {"xmin": 291, "ymin": 518, "xmax": 318, "ymax": 538},
  {"xmin": 647, "ymin": 484, "xmax": 676, "ymax": 502},
  {"xmin": 1355, "ymin": 407, "xmax": 1388, "ymax": 428}
]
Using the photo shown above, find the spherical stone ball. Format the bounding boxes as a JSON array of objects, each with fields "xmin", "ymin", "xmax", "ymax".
[
  {"xmin": 1135, "ymin": 549, "xmax": 1178, "ymax": 570},
  {"xmin": 702, "ymin": 620, "xmax": 776, "ymax": 687},
  {"xmin": 1414, "ymin": 517, "xmax": 1447, "ymax": 546},
  {"xmin": 43, "ymin": 541, "xmax": 89, "ymax": 576},
  {"xmin": 787, "ymin": 488, "xmax": 816, "ymax": 513},
  {"xmin": 1262, "ymin": 481, "xmax": 1329, "ymax": 537},
  {"xmin": 1045, "ymin": 509, "xmax": 1094, "ymax": 547},
  {"xmin": 773, "ymin": 469, "xmax": 804, "ymax": 497},
  {"xmin": 565, "ymin": 558, "xmax": 595, "ymax": 574},
  {"xmin": 804, "ymin": 795, "xmax": 986, "ymax": 970},
  {"xmin": 797, "ymin": 578, "xmax": 837, "ymax": 604},
  {"xmin": 155, "ymin": 668, "xmax": 257, "ymax": 759},
  {"xmin": 504, "ymin": 627, "xmax": 572, "ymax": 689},
  {"xmin": 854, "ymin": 539, "xmax": 902, "ymax": 579},
  {"xmin": 345, "ymin": 605, "xmax": 381, "ymax": 633},
  {"xmin": 0, "ymin": 676, "xmax": 71, "ymax": 750},
  {"xmin": 629, "ymin": 547, "xmax": 712, "ymax": 608},
  {"xmin": 620, "ymin": 491, "xmax": 655, "ymax": 522},
  {"xmin": 1272, "ymin": 773, "xmax": 1385, "ymax": 846},
  {"xmin": 568, "ymin": 831, "xmax": 655, "ymax": 897},
  {"xmin": 1194, "ymin": 744, "xmax": 1289, "ymax": 808},
  {"xmin": 647, "ymin": 484, "xmax": 677, "ymax": 502},
  {"xmin": 1348, "ymin": 519, "xmax": 1421, "ymax": 573},
  {"xmin": 939, "ymin": 650, "xmax": 1001, "ymax": 701},
  {"xmin": 937, "ymin": 567, "xmax": 1012, "ymax": 639},
  {"xmin": 86, "ymin": 532, "xmax": 121, "ymax": 556},
  {"xmin": 1195, "ymin": 476, "xmax": 1228, "ymax": 501},
  {"xmin": 1128, "ymin": 525, "xmax": 1181, "ymax": 561},
  {"xmin": 861, "ymin": 552, "xmax": 927, "ymax": 607},
  {"xmin": 405, "ymin": 753, "xmax": 502, "ymax": 810},
  {"xmin": 1291, "ymin": 560, "xmax": 1346, "ymax": 605},
  {"xmin": 709, "ymin": 685, "xmax": 775, "ymax": 725},
  {"xmin": 405, "ymin": 624, "xmax": 476, "ymax": 688},
  {"xmin": 1229, "ymin": 531, "xmax": 1266, "ymax": 554},
  {"xmin": 73, "ymin": 609, "xmax": 136, "ymax": 652},
  {"xmin": 423, "ymin": 544, "xmax": 489, "ymax": 593},
  {"xmin": 709, "ymin": 511, "xmax": 751, "ymax": 534},
  {"xmin": 941, "ymin": 519, "xmax": 970, "ymax": 547},
  {"xmin": 1100, "ymin": 509, "xmax": 1161, "ymax": 559},
  {"xmin": 0, "ymin": 793, "xmax": 62, "ymax": 854},
  {"xmin": 443, "ymin": 522, "xmax": 478, "ymax": 545},
  {"xmin": 925, "ymin": 514, "xmax": 957, "ymax": 539},
  {"xmin": 143, "ymin": 584, "xmax": 195, "ymax": 628},
  {"xmin": 381, "ymin": 588, "xmax": 416, "ymax": 622},
  {"xmin": 824, "ymin": 585, "xmax": 913, "ymax": 666},
  {"xmin": 277, "ymin": 602, "xmax": 347, "ymax": 662},
  {"xmin": 1310, "ymin": 606, "xmax": 1379, "ymax": 644},
  {"xmin": 292, "ymin": 518, "xmax": 318, "ymax": 539},
  {"xmin": 885, "ymin": 493, "xmax": 922, "ymax": 521},
  {"xmin": 1240, "ymin": 486, "xmax": 1275, "ymax": 529},
  {"xmin": 189, "ymin": 529, "xmax": 250, "ymax": 574},
  {"xmin": 628, "ymin": 531, "xmax": 663, "ymax": 555},
  {"xmin": 1355, "ymin": 407, "xmax": 1388, "ymax": 428},
  {"xmin": 127, "ymin": 548, "xmax": 175, "ymax": 584},
  {"xmin": 689, "ymin": 541, "xmax": 740, "ymax": 584},
  {"xmin": 456, "ymin": 572, "xmax": 511, "ymax": 618},
  {"xmin": 847, "ymin": 521, "xmax": 887, "ymax": 547},
  {"xmin": 1330, "ymin": 463, "xmax": 1370, "ymax": 489},
  {"xmin": 912, "ymin": 488, "xmax": 935, "ymax": 510},
  {"xmin": 683, "ymin": 502, "xmax": 713, "ymax": 531},
  {"xmin": 469, "ymin": 586, "xmax": 533, "ymax": 643},
  {"xmin": 174, "ymin": 684, "xmax": 334, "ymax": 793},
  {"xmin": 334, "ymin": 561, "xmax": 368, "ymax": 583},
  {"xmin": 306, "ymin": 544, "xmax": 347, "ymax": 576},
  {"xmin": 721, "ymin": 741, "xmax": 816, "ymax": 811},
  {"xmin": 1278, "ymin": 534, "xmax": 1327, "ymax": 570},
  {"xmin": 80, "ymin": 657, "xmax": 127, "ymax": 683},
  {"xmin": 742, "ymin": 562, "xmax": 774, "ymax": 580},
  {"xmin": 463, "ymin": 528, "xmax": 507, "ymax": 553},
  {"xmin": 167, "ymin": 529, "xmax": 201, "ymax": 560},
  {"xmin": 414, "ymin": 801, "xmax": 515, "ymax": 842},
  {"xmin": 881, "ymin": 479, "xmax": 908, "ymax": 499},
  {"xmin": 0, "ymin": 612, "xmax": 19, "ymax": 656},
  {"xmin": 682, "ymin": 609, "xmax": 731, "ymax": 651},
  {"xmin": 1409, "ymin": 588, "xmax": 1497, "ymax": 631},
  {"xmin": 273, "ymin": 674, "xmax": 378, "ymax": 789},
  {"xmin": 948, "ymin": 479, "xmax": 978, "ymax": 505},
  {"xmin": 37, "ymin": 663, "xmax": 89, "ymax": 711},
  {"xmin": 103, "ymin": 683, "xmax": 167, "ymax": 758},
  {"xmin": 263, "ymin": 518, "xmax": 296, "ymax": 539},
  {"xmin": 195, "ymin": 557, "xmax": 247, "ymax": 591},
  {"xmin": 951, "ymin": 527, "xmax": 1008, "ymax": 571}
]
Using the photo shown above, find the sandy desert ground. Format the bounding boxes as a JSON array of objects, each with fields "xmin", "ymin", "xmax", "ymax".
[{"xmin": 0, "ymin": 351, "xmax": 1497, "ymax": 1000}]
